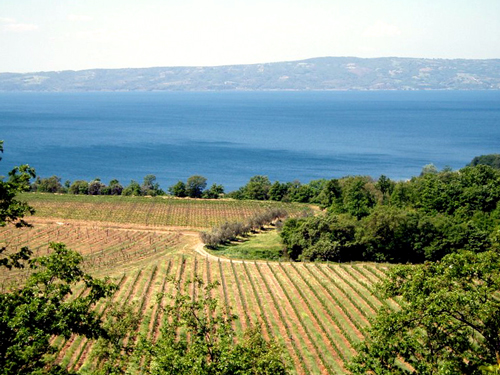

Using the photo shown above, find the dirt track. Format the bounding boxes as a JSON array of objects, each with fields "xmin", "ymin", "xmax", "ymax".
[{"xmin": 28, "ymin": 216, "xmax": 280, "ymax": 265}]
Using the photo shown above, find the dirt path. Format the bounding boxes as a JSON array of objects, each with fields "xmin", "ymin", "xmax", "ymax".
[
  {"xmin": 191, "ymin": 238, "xmax": 270, "ymax": 264},
  {"xmin": 29, "ymin": 216, "xmax": 279, "ymax": 265}
]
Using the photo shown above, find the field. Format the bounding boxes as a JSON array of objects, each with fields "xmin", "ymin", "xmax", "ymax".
[
  {"xmin": 19, "ymin": 193, "xmax": 311, "ymax": 228},
  {"xmin": 2, "ymin": 193, "xmax": 392, "ymax": 374}
]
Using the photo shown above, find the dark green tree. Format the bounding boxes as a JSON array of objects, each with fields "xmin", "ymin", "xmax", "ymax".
[
  {"xmin": 107, "ymin": 179, "xmax": 123, "ymax": 195},
  {"xmin": 316, "ymin": 178, "xmax": 342, "ymax": 209},
  {"xmin": 31, "ymin": 176, "xmax": 64, "ymax": 193},
  {"xmin": 420, "ymin": 163, "xmax": 439, "ymax": 176},
  {"xmin": 288, "ymin": 181, "xmax": 314, "ymax": 203},
  {"xmin": 69, "ymin": 180, "xmax": 89, "ymax": 195},
  {"xmin": 202, "ymin": 183, "xmax": 224, "ymax": 199},
  {"xmin": 122, "ymin": 180, "xmax": 141, "ymax": 196},
  {"xmin": 0, "ymin": 142, "xmax": 35, "ymax": 230},
  {"xmin": 356, "ymin": 206, "xmax": 424, "ymax": 262},
  {"xmin": 280, "ymin": 213, "xmax": 359, "ymax": 261},
  {"xmin": 340, "ymin": 176, "xmax": 376, "ymax": 219},
  {"xmin": 268, "ymin": 181, "xmax": 290, "ymax": 201},
  {"xmin": 469, "ymin": 154, "xmax": 500, "ymax": 169},
  {"xmin": 168, "ymin": 181, "xmax": 187, "ymax": 197},
  {"xmin": 88, "ymin": 179, "xmax": 106, "ymax": 195},
  {"xmin": 375, "ymin": 175, "xmax": 395, "ymax": 201},
  {"xmin": 0, "ymin": 141, "xmax": 36, "ymax": 268},
  {"xmin": 186, "ymin": 175, "xmax": 207, "ymax": 198},
  {"xmin": 242, "ymin": 175, "xmax": 271, "ymax": 200}
]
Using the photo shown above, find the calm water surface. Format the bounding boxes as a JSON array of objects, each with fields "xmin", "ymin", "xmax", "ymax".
[{"xmin": 1, "ymin": 91, "xmax": 499, "ymax": 191}]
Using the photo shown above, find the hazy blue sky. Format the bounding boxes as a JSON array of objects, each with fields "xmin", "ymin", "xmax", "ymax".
[{"xmin": 1, "ymin": 0, "xmax": 499, "ymax": 72}]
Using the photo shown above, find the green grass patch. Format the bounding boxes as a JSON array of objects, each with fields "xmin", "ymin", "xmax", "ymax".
[{"xmin": 209, "ymin": 229, "xmax": 285, "ymax": 261}]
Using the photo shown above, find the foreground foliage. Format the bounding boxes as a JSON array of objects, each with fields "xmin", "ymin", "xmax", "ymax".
[
  {"xmin": 138, "ymin": 278, "xmax": 289, "ymax": 375},
  {"xmin": 1, "ymin": 243, "xmax": 116, "ymax": 375},
  {"xmin": 348, "ymin": 250, "xmax": 500, "ymax": 375}
]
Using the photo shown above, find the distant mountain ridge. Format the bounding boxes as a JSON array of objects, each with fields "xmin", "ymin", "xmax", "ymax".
[{"xmin": 1, "ymin": 56, "xmax": 500, "ymax": 91}]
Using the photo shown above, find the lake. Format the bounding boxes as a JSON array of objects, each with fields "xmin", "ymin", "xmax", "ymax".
[{"xmin": 1, "ymin": 91, "xmax": 499, "ymax": 191}]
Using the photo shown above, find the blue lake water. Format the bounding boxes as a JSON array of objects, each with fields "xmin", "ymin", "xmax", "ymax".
[{"xmin": 1, "ymin": 91, "xmax": 499, "ymax": 192}]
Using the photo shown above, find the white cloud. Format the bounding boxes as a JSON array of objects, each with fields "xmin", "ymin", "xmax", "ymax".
[
  {"xmin": 68, "ymin": 14, "xmax": 93, "ymax": 22},
  {"xmin": 0, "ymin": 17, "xmax": 16, "ymax": 24},
  {"xmin": 3, "ymin": 23, "xmax": 38, "ymax": 32},
  {"xmin": 1, "ymin": 17, "xmax": 38, "ymax": 32},
  {"xmin": 363, "ymin": 21, "xmax": 401, "ymax": 38}
]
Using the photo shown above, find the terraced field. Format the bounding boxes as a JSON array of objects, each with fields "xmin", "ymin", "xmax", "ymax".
[{"xmin": 1, "ymin": 194, "xmax": 391, "ymax": 374}]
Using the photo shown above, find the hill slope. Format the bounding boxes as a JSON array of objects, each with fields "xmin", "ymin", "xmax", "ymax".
[{"xmin": 1, "ymin": 56, "xmax": 500, "ymax": 91}]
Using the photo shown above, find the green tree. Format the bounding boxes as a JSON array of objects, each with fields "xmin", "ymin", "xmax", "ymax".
[
  {"xmin": 122, "ymin": 180, "xmax": 141, "ymax": 196},
  {"xmin": 69, "ymin": 180, "xmax": 89, "ymax": 195},
  {"xmin": 141, "ymin": 175, "xmax": 163, "ymax": 196},
  {"xmin": 469, "ymin": 154, "xmax": 500, "ymax": 169},
  {"xmin": 340, "ymin": 176, "xmax": 376, "ymax": 219},
  {"xmin": 0, "ymin": 145, "xmax": 35, "ymax": 230},
  {"xmin": 375, "ymin": 175, "xmax": 394, "ymax": 201},
  {"xmin": 268, "ymin": 181, "xmax": 290, "ymax": 201},
  {"xmin": 139, "ymin": 277, "xmax": 289, "ymax": 375},
  {"xmin": 168, "ymin": 181, "xmax": 187, "ymax": 197},
  {"xmin": 1, "ymin": 142, "xmax": 116, "ymax": 375},
  {"xmin": 280, "ymin": 213, "xmax": 359, "ymax": 261},
  {"xmin": 348, "ymin": 250, "xmax": 500, "ymax": 375},
  {"xmin": 316, "ymin": 178, "xmax": 342, "ymax": 209},
  {"xmin": 82, "ymin": 303, "xmax": 141, "ymax": 375},
  {"xmin": 203, "ymin": 183, "xmax": 224, "ymax": 199},
  {"xmin": 186, "ymin": 175, "xmax": 207, "ymax": 198},
  {"xmin": 32, "ymin": 176, "xmax": 64, "ymax": 193},
  {"xmin": 288, "ymin": 181, "xmax": 314, "ymax": 203},
  {"xmin": 107, "ymin": 179, "xmax": 123, "ymax": 195},
  {"xmin": 242, "ymin": 175, "xmax": 271, "ymax": 200},
  {"xmin": 88, "ymin": 179, "xmax": 106, "ymax": 195}
]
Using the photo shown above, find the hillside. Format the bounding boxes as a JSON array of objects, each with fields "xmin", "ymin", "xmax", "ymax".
[
  {"xmin": 1, "ymin": 56, "xmax": 500, "ymax": 91},
  {"xmin": 1, "ymin": 194, "xmax": 387, "ymax": 374}
]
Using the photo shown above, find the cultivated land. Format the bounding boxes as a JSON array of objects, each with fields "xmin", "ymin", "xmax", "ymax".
[{"xmin": 1, "ymin": 193, "xmax": 392, "ymax": 375}]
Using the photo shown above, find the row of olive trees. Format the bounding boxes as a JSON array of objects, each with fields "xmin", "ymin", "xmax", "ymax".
[{"xmin": 200, "ymin": 208, "xmax": 289, "ymax": 248}]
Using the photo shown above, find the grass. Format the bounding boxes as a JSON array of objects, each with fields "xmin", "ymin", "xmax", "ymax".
[{"xmin": 209, "ymin": 229, "xmax": 285, "ymax": 261}]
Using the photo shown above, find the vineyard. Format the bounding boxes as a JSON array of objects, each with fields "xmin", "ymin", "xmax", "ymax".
[
  {"xmin": 1, "ymin": 194, "xmax": 392, "ymax": 374},
  {"xmin": 19, "ymin": 193, "xmax": 311, "ymax": 228},
  {"xmin": 46, "ymin": 255, "xmax": 392, "ymax": 375}
]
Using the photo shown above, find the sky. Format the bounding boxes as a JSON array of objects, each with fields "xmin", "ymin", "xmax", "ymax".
[{"xmin": 0, "ymin": 0, "xmax": 499, "ymax": 73}]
